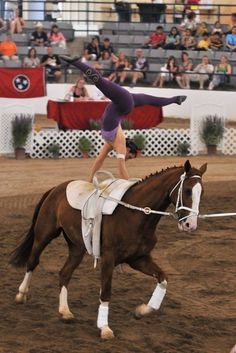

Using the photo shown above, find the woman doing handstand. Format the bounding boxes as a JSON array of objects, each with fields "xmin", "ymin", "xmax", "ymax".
[{"xmin": 61, "ymin": 56, "xmax": 187, "ymax": 182}]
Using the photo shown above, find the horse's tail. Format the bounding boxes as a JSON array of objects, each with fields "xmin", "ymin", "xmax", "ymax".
[{"xmin": 9, "ymin": 188, "xmax": 54, "ymax": 267}]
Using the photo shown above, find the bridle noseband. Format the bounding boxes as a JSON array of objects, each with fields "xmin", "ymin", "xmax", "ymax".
[{"xmin": 169, "ymin": 172, "xmax": 202, "ymax": 222}]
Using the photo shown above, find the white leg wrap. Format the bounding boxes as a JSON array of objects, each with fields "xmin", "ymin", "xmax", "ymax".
[
  {"xmin": 97, "ymin": 302, "xmax": 109, "ymax": 329},
  {"xmin": 148, "ymin": 280, "xmax": 167, "ymax": 310},
  {"xmin": 19, "ymin": 271, "xmax": 32, "ymax": 293},
  {"xmin": 59, "ymin": 286, "xmax": 69, "ymax": 308}
]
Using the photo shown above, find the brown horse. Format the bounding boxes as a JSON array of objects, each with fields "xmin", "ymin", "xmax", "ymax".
[{"xmin": 10, "ymin": 160, "xmax": 207, "ymax": 339}]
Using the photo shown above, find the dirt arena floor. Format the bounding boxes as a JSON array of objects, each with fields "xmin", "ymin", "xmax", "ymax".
[{"xmin": 0, "ymin": 155, "xmax": 236, "ymax": 353}]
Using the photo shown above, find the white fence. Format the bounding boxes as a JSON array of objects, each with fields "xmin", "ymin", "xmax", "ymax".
[{"xmin": 30, "ymin": 128, "xmax": 236, "ymax": 159}]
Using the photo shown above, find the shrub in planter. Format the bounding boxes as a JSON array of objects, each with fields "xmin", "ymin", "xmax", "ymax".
[
  {"xmin": 121, "ymin": 119, "xmax": 134, "ymax": 130},
  {"xmin": 78, "ymin": 136, "xmax": 93, "ymax": 157},
  {"xmin": 200, "ymin": 114, "xmax": 224, "ymax": 155},
  {"xmin": 11, "ymin": 114, "xmax": 33, "ymax": 159},
  {"xmin": 47, "ymin": 143, "xmax": 60, "ymax": 159},
  {"xmin": 176, "ymin": 141, "xmax": 190, "ymax": 156},
  {"xmin": 132, "ymin": 133, "xmax": 146, "ymax": 156},
  {"xmin": 89, "ymin": 119, "xmax": 101, "ymax": 131}
]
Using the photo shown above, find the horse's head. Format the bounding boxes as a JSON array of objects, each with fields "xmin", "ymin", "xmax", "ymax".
[{"xmin": 169, "ymin": 160, "xmax": 207, "ymax": 232}]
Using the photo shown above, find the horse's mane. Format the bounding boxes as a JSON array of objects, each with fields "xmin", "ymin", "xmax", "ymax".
[{"xmin": 139, "ymin": 165, "xmax": 183, "ymax": 184}]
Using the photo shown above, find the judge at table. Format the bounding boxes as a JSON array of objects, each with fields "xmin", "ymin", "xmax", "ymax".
[{"xmin": 65, "ymin": 77, "xmax": 90, "ymax": 101}]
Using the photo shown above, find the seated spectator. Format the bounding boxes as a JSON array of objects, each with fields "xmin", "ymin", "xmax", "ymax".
[
  {"xmin": 209, "ymin": 32, "xmax": 223, "ymax": 50},
  {"xmin": 163, "ymin": 26, "xmax": 181, "ymax": 49},
  {"xmin": 176, "ymin": 51, "xmax": 193, "ymax": 89},
  {"xmin": 65, "ymin": 77, "xmax": 90, "ymax": 101},
  {"xmin": 30, "ymin": 22, "xmax": 48, "ymax": 47},
  {"xmin": 40, "ymin": 46, "xmax": 61, "ymax": 82},
  {"xmin": 208, "ymin": 55, "xmax": 232, "ymax": 90},
  {"xmin": 84, "ymin": 36, "xmax": 101, "ymax": 61},
  {"xmin": 48, "ymin": 24, "xmax": 66, "ymax": 49},
  {"xmin": 179, "ymin": 11, "xmax": 199, "ymax": 35},
  {"xmin": 0, "ymin": 17, "xmax": 4, "ymax": 29},
  {"xmin": 107, "ymin": 52, "xmax": 130, "ymax": 84},
  {"xmin": 127, "ymin": 48, "xmax": 149, "ymax": 87},
  {"xmin": 93, "ymin": 51, "xmax": 114, "ymax": 77},
  {"xmin": 144, "ymin": 25, "xmax": 166, "ymax": 49},
  {"xmin": 23, "ymin": 47, "xmax": 40, "ymax": 67},
  {"xmin": 9, "ymin": 8, "xmax": 25, "ymax": 33},
  {"xmin": 152, "ymin": 55, "xmax": 179, "ymax": 88},
  {"xmin": 211, "ymin": 21, "xmax": 224, "ymax": 35},
  {"xmin": 0, "ymin": 32, "xmax": 18, "ymax": 60},
  {"xmin": 180, "ymin": 28, "xmax": 197, "ymax": 50},
  {"xmin": 197, "ymin": 32, "xmax": 211, "ymax": 50},
  {"xmin": 196, "ymin": 21, "xmax": 210, "ymax": 37},
  {"xmin": 189, "ymin": 55, "xmax": 214, "ymax": 89},
  {"xmin": 100, "ymin": 37, "xmax": 114, "ymax": 56},
  {"xmin": 4, "ymin": 1, "xmax": 18, "ymax": 21},
  {"xmin": 225, "ymin": 26, "xmax": 236, "ymax": 51}
]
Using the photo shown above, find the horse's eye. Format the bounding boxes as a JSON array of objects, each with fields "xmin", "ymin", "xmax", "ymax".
[{"xmin": 186, "ymin": 188, "xmax": 192, "ymax": 196}]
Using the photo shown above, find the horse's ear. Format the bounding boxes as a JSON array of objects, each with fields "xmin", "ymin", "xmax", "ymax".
[
  {"xmin": 199, "ymin": 163, "xmax": 207, "ymax": 175},
  {"xmin": 184, "ymin": 160, "xmax": 191, "ymax": 174}
]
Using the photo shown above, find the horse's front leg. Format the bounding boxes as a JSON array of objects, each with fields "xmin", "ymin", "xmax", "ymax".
[
  {"xmin": 128, "ymin": 255, "xmax": 168, "ymax": 319},
  {"xmin": 97, "ymin": 253, "xmax": 115, "ymax": 340}
]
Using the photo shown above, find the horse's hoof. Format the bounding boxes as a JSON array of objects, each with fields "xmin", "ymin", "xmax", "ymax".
[
  {"xmin": 15, "ymin": 292, "xmax": 27, "ymax": 303},
  {"xmin": 101, "ymin": 326, "xmax": 114, "ymax": 340},
  {"xmin": 134, "ymin": 304, "xmax": 152, "ymax": 319},
  {"xmin": 60, "ymin": 312, "xmax": 75, "ymax": 321}
]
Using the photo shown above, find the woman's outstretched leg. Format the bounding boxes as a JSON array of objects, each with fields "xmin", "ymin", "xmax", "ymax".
[
  {"xmin": 63, "ymin": 59, "xmax": 134, "ymax": 114},
  {"xmin": 132, "ymin": 93, "xmax": 186, "ymax": 107}
]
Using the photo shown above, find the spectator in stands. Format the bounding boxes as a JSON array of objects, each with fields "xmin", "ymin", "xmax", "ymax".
[
  {"xmin": 225, "ymin": 26, "xmax": 236, "ymax": 51},
  {"xmin": 196, "ymin": 21, "xmax": 210, "ymax": 37},
  {"xmin": 176, "ymin": 51, "xmax": 193, "ymax": 89},
  {"xmin": 128, "ymin": 48, "xmax": 149, "ymax": 87},
  {"xmin": 4, "ymin": 1, "xmax": 18, "ymax": 21},
  {"xmin": 23, "ymin": 47, "xmax": 40, "ymax": 67},
  {"xmin": 180, "ymin": 28, "xmax": 197, "ymax": 50},
  {"xmin": 179, "ymin": 11, "xmax": 199, "ymax": 35},
  {"xmin": 197, "ymin": 32, "xmax": 211, "ymax": 51},
  {"xmin": 84, "ymin": 36, "xmax": 101, "ymax": 61},
  {"xmin": 48, "ymin": 24, "xmax": 66, "ymax": 49},
  {"xmin": 0, "ymin": 18, "xmax": 4, "ymax": 29},
  {"xmin": 163, "ymin": 26, "xmax": 181, "ymax": 49},
  {"xmin": 30, "ymin": 22, "xmax": 48, "ymax": 47},
  {"xmin": 184, "ymin": 0, "xmax": 200, "ymax": 21},
  {"xmin": 208, "ymin": 55, "xmax": 232, "ymax": 90},
  {"xmin": 107, "ymin": 52, "xmax": 130, "ymax": 84},
  {"xmin": 144, "ymin": 25, "xmax": 166, "ymax": 49},
  {"xmin": 9, "ymin": 8, "xmax": 25, "ymax": 33},
  {"xmin": 93, "ymin": 51, "xmax": 114, "ymax": 77},
  {"xmin": 41, "ymin": 46, "xmax": 61, "ymax": 82},
  {"xmin": 0, "ymin": 32, "xmax": 18, "ymax": 60},
  {"xmin": 100, "ymin": 37, "xmax": 114, "ymax": 56},
  {"xmin": 209, "ymin": 31, "xmax": 223, "ymax": 50},
  {"xmin": 65, "ymin": 77, "xmax": 90, "ymax": 101},
  {"xmin": 189, "ymin": 55, "xmax": 214, "ymax": 89},
  {"xmin": 152, "ymin": 55, "xmax": 179, "ymax": 88},
  {"xmin": 211, "ymin": 21, "xmax": 224, "ymax": 35},
  {"xmin": 173, "ymin": 0, "xmax": 185, "ymax": 24}
]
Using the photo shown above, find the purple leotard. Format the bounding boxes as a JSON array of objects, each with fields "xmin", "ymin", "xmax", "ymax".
[{"xmin": 73, "ymin": 60, "xmax": 181, "ymax": 141}]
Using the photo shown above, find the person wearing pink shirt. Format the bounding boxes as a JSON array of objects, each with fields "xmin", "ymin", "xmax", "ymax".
[{"xmin": 48, "ymin": 24, "xmax": 66, "ymax": 49}]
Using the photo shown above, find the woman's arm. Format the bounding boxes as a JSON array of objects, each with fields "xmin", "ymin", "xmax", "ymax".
[{"xmin": 88, "ymin": 142, "xmax": 112, "ymax": 182}]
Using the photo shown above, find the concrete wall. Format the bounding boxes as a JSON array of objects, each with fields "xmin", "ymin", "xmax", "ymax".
[{"xmin": 0, "ymin": 84, "xmax": 235, "ymax": 120}]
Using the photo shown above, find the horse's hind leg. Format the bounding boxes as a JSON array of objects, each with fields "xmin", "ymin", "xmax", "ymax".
[
  {"xmin": 128, "ymin": 255, "xmax": 168, "ymax": 319},
  {"xmin": 58, "ymin": 235, "xmax": 86, "ymax": 321},
  {"xmin": 15, "ymin": 224, "xmax": 60, "ymax": 304}
]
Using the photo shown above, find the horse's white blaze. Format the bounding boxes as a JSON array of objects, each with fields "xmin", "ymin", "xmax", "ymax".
[
  {"xmin": 59, "ymin": 286, "xmax": 73, "ymax": 318},
  {"xmin": 182, "ymin": 182, "xmax": 202, "ymax": 231},
  {"xmin": 148, "ymin": 280, "xmax": 167, "ymax": 310},
  {"xmin": 97, "ymin": 301, "xmax": 109, "ymax": 329}
]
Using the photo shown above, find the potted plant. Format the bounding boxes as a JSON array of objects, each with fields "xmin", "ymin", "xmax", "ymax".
[
  {"xmin": 132, "ymin": 133, "xmax": 146, "ymax": 157},
  {"xmin": 11, "ymin": 114, "xmax": 33, "ymax": 160},
  {"xmin": 200, "ymin": 114, "xmax": 224, "ymax": 155},
  {"xmin": 47, "ymin": 143, "xmax": 60, "ymax": 159},
  {"xmin": 121, "ymin": 119, "xmax": 134, "ymax": 130},
  {"xmin": 176, "ymin": 141, "xmax": 190, "ymax": 156},
  {"xmin": 78, "ymin": 136, "xmax": 93, "ymax": 158}
]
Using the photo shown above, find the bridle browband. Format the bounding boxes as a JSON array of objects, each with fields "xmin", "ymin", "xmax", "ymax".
[{"xmin": 169, "ymin": 172, "xmax": 202, "ymax": 222}]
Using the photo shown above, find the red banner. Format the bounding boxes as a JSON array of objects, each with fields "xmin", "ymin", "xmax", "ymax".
[{"xmin": 0, "ymin": 67, "xmax": 46, "ymax": 98}]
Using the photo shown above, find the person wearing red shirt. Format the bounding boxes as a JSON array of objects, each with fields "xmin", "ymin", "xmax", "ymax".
[{"xmin": 144, "ymin": 25, "xmax": 166, "ymax": 49}]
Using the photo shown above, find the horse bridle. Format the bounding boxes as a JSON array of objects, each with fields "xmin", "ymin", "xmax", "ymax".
[{"xmin": 169, "ymin": 172, "xmax": 202, "ymax": 222}]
